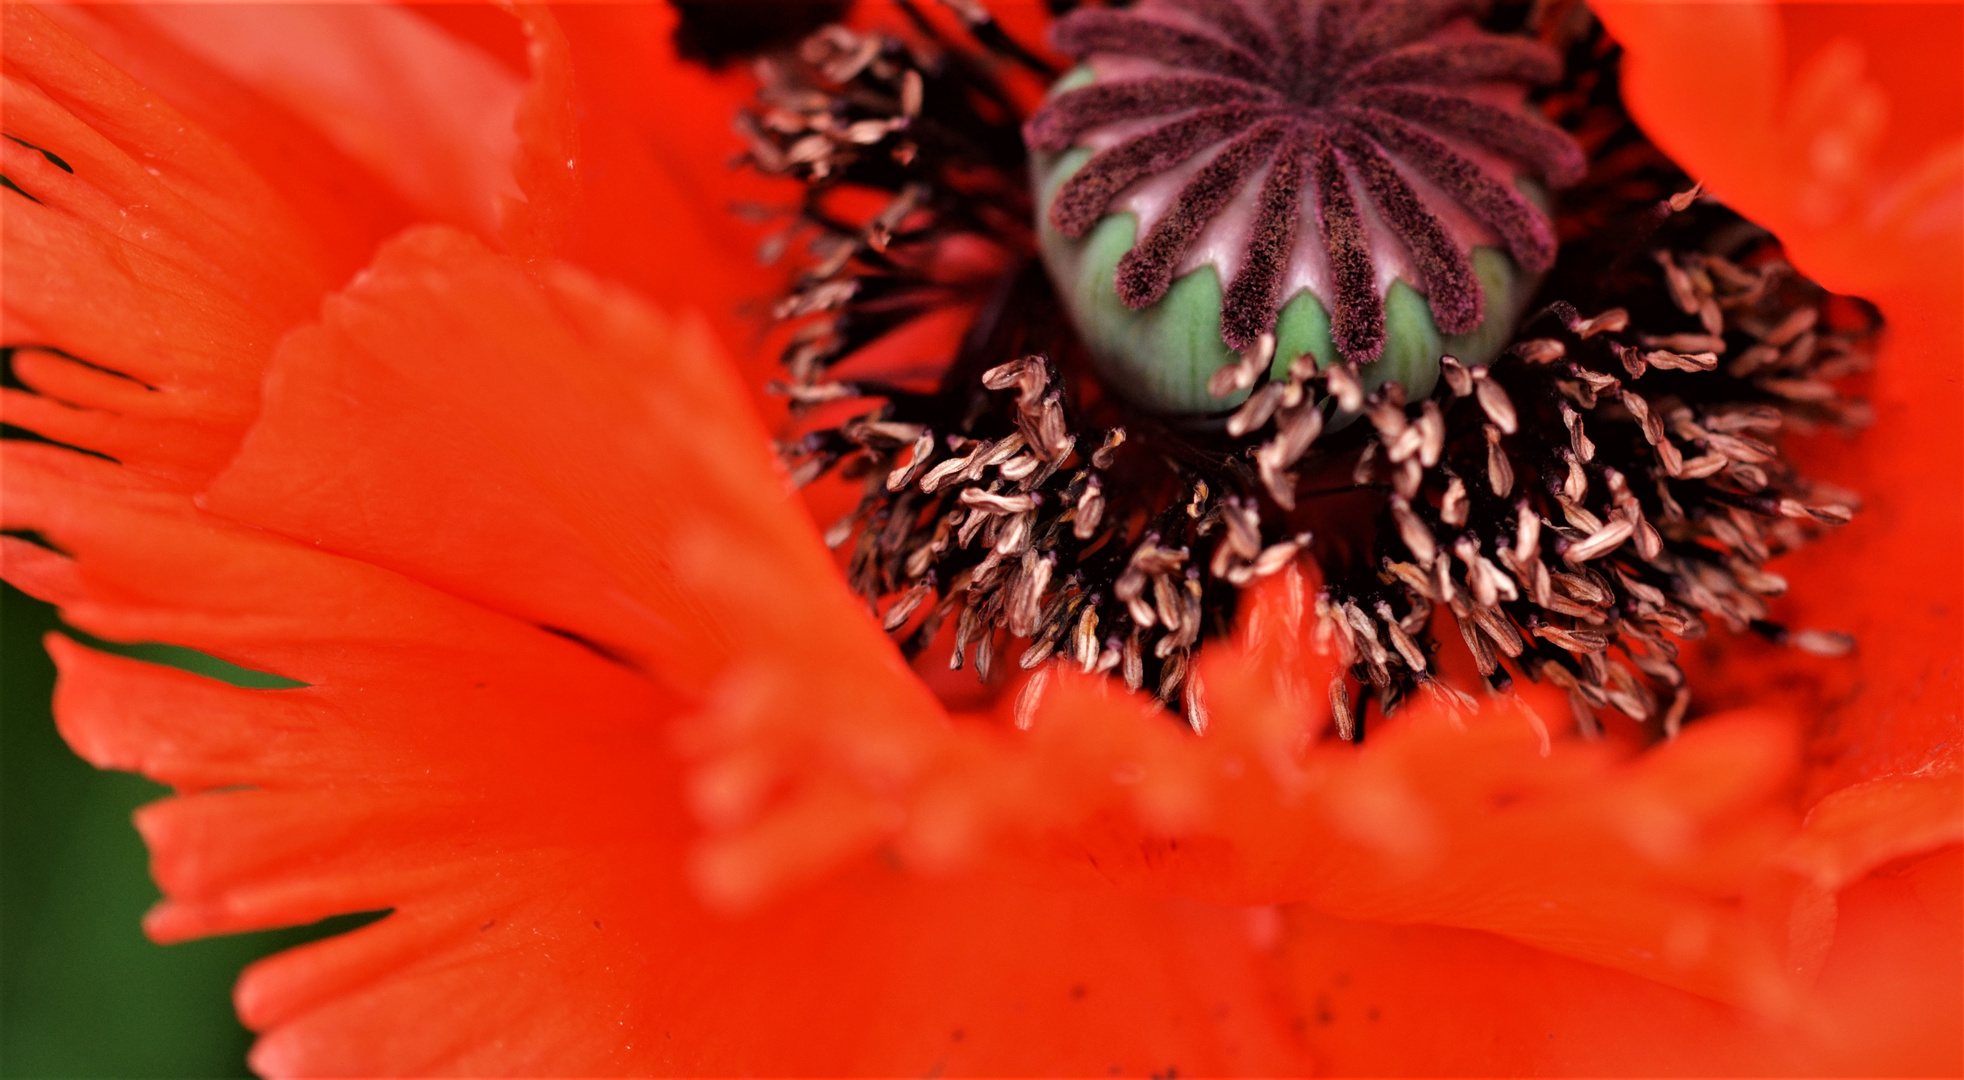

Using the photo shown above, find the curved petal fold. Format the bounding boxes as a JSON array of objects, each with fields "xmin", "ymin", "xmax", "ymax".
[
  {"xmin": 0, "ymin": 2, "xmax": 590, "ymax": 488},
  {"xmin": 78, "ymin": 2, "xmax": 527, "ymax": 242},
  {"xmin": 1595, "ymin": 0, "xmax": 1962, "ymax": 301},
  {"xmin": 201, "ymin": 228, "xmax": 941, "ymax": 751},
  {"xmin": 0, "ymin": 4, "xmax": 334, "ymax": 485}
]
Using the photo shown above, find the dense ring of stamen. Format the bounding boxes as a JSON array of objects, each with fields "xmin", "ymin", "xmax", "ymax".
[
  {"xmin": 740, "ymin": 5, "xmax": 1875, "ymax": 739},
  {"xmin": 1029, "ymin": 0, "xmax": 1583, "ymax": 357},
  {"xmin": 1292, "ymin": 219, "xmax": 1876, "ymax": 737}
]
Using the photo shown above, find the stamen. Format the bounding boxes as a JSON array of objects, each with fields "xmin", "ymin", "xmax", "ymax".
[{"xmin": 740, "ymin": 5, "xmax": 1877, "ymax": 749}]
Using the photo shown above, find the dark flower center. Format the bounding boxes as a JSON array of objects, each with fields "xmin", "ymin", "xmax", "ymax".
[{"xmin": 730, "ymin": 0, "xmax": 1876, "ymax": 739}]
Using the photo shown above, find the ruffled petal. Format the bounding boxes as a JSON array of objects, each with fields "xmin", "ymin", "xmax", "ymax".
[
  {"xmin": 678, "ymin": 567, "xmax": 1803, "ymax": 1010},
  {"xmin": 542, "ymin": 3, "xmax": 790, "ymax": 351},
  {"xmin": 1, "ymin": 3, "xmax": 586, "ymax": 489},
  {"xmin": 0, "ymin": 3, "xmax": 337, "ymax": 485},
  {"xmin": 1762, "ymin": 772, "xmax": 1964, "ymax": 985},
  {"xmin": 200, "ymin": 227, "xmax": 940, "ymax": 751},
  {"xmin": 2, "ymin": 235, "xmax": 1311, "ymax": 1075},
  {"xmin": 194, "ymin": 225, "xmax": 946, "ymax": 913},
  {"xmin": 240, "ymin": 866, "xmax": 1310, "ymax": 1076},
  {"xmin": 71, "ymin": 3, "xmax": 527, "ymax": 242},
  {"xmin": 36, "ymin": 2, "xmax": 587, "ymax": 269},
  {"xmin": 36, "ymin": 2, "xmax": 773, "ymax": 328},
  {"xmin": 1595, "ymin": 0, "xmax": 1963, "ymax": 300},
  {"xmin": 28, "ymin": 3, "xmax": 421, "ymax": 281}
]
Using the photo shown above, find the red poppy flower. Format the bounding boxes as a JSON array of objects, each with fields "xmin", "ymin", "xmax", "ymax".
[{"xmin": 2, "ymin": 2, "xmax": 1957, "ymax": 1075}]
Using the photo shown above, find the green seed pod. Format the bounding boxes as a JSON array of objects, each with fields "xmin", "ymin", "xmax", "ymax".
[{"xmin": 1024, "ymin": 2, "xmax": 1584, "ymax": 416}]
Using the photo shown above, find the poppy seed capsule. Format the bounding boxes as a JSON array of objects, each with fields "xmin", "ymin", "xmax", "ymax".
[{"xmin": 1026, "ymin": 0, "xmax": 1584, "ymax": 415}]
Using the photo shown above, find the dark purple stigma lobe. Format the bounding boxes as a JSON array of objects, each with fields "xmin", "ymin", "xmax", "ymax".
[
  {"xmin": 1116, "ymin": 118, "xmax": 1290, "ymax": 309},
  {"xmin": 1031, "ymin": 0, "xmax": 1582, "ymax": 363}
]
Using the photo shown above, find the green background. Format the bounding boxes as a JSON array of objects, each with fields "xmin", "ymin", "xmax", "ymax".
[{"xmin": 1, "ymin": 583, "xmax": 361, "ymax": 1078}]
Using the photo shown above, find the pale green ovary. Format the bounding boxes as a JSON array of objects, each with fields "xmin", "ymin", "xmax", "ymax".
[
  {"xmin": 1036, "ymin": 146, "xmax": 1245, "ymax": 414},
  {"xmin": 1037, "ymin": 143, "xmax": 1528, "ymax": 416}
]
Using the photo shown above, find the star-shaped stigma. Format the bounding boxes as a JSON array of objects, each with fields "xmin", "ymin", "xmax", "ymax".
[{"xmin": 1026, "ymin": 0, "xmax": 1586, "ymax": 364}]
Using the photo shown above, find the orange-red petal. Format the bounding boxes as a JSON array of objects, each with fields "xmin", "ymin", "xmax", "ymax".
[
  {"xmin": 541, "ymin": 3, "xmax": 791, "ymax": 352},
  {"xmin": 2, "ymin": 2, "xmax": 1957, "ymax": 1073},
  {"xmin": 200, "ymin": 226, "xmax": 939, "ymax": 742},
  {"xmin": 1597, "ymin": 0, "xmax": 1963, "ymax": 804},
  {"xmin": 1596, "ymin": 0, "xmax": 1963, "ymax": 301},
  {"xmin": 57, "ymin": 3, "xmax": 527, "ymax": 242},
  {"xmin": 1277, "ymin": 843, "xmax": 1959, "ymax": 1074},
  {"xmin": 3, "ymin": 230, "xmax": 1313, "ymax": 1075},
  {"xmin": 0, "ymin": 4, "xmax": 336, "ymax": 486},
  {"xmin": 0, "ymin": 2, "xmax": 591, "ymax": 487}
]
